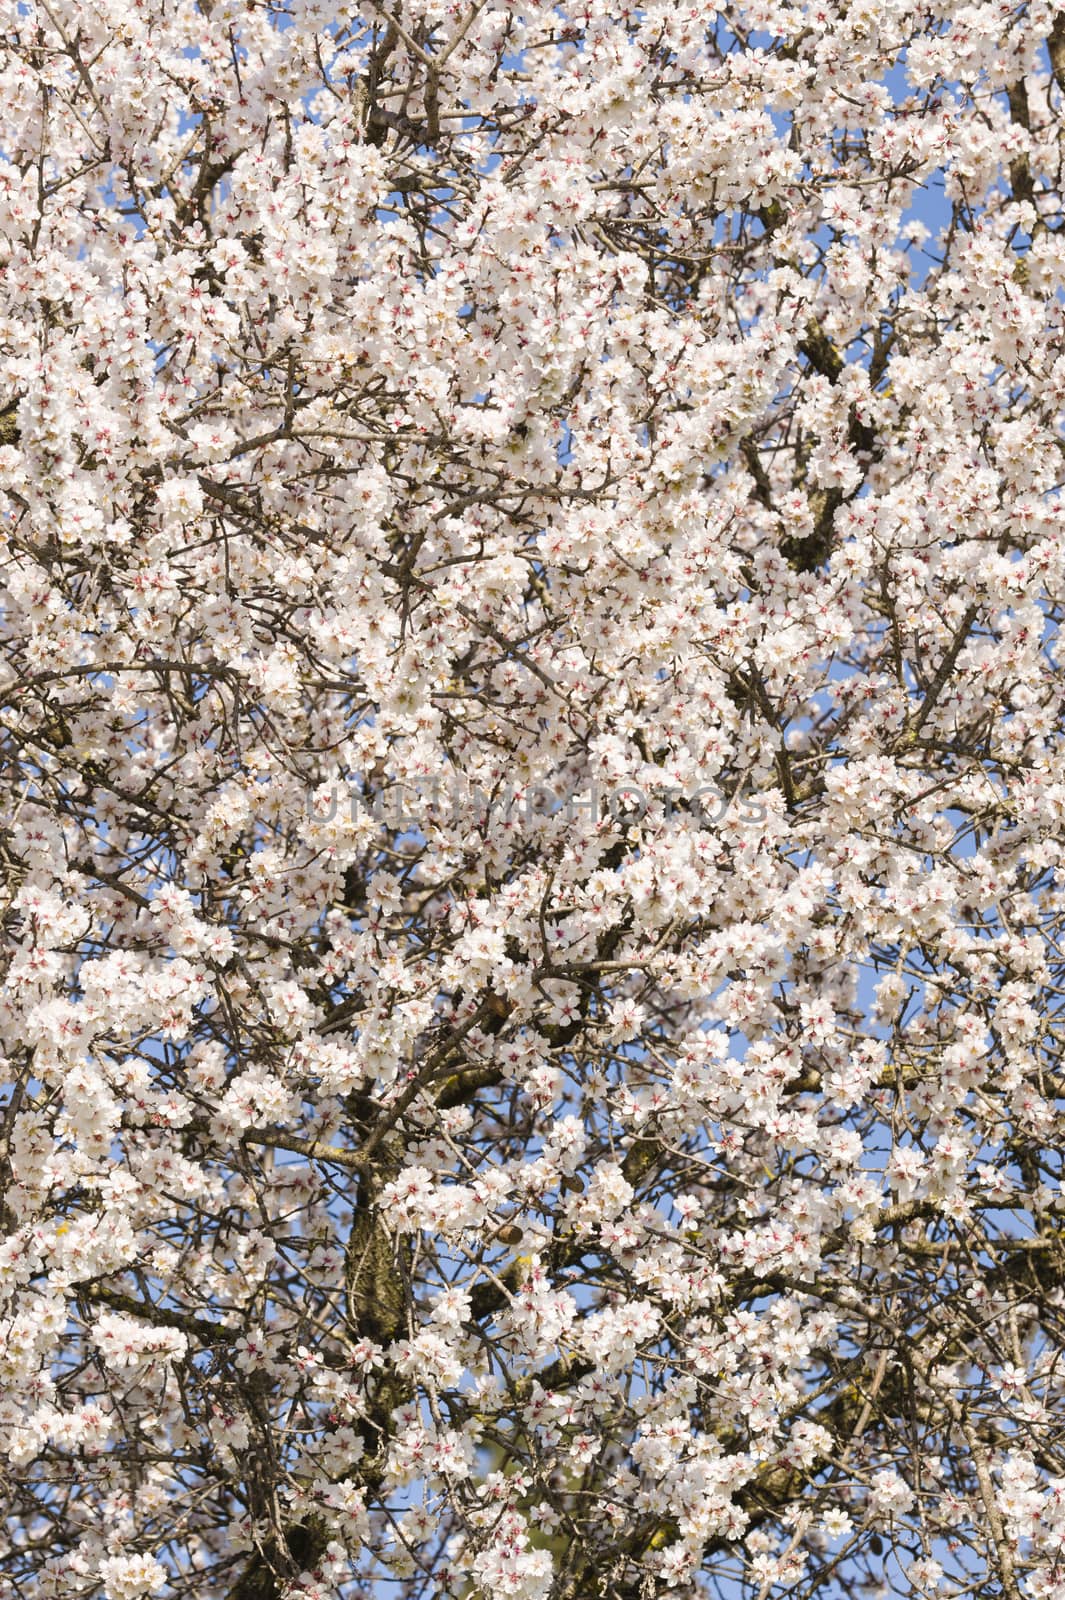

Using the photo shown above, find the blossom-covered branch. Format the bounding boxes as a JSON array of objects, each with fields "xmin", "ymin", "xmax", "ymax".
[{"xmin": 2, "ymin": 2, "xmax": 1065, "ymax": 1600}]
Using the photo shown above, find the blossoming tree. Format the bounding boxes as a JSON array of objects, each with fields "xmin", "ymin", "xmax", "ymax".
[{"xmin": 2, "ymin": 1, "xmax": 1065, "ymax": 1598}]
